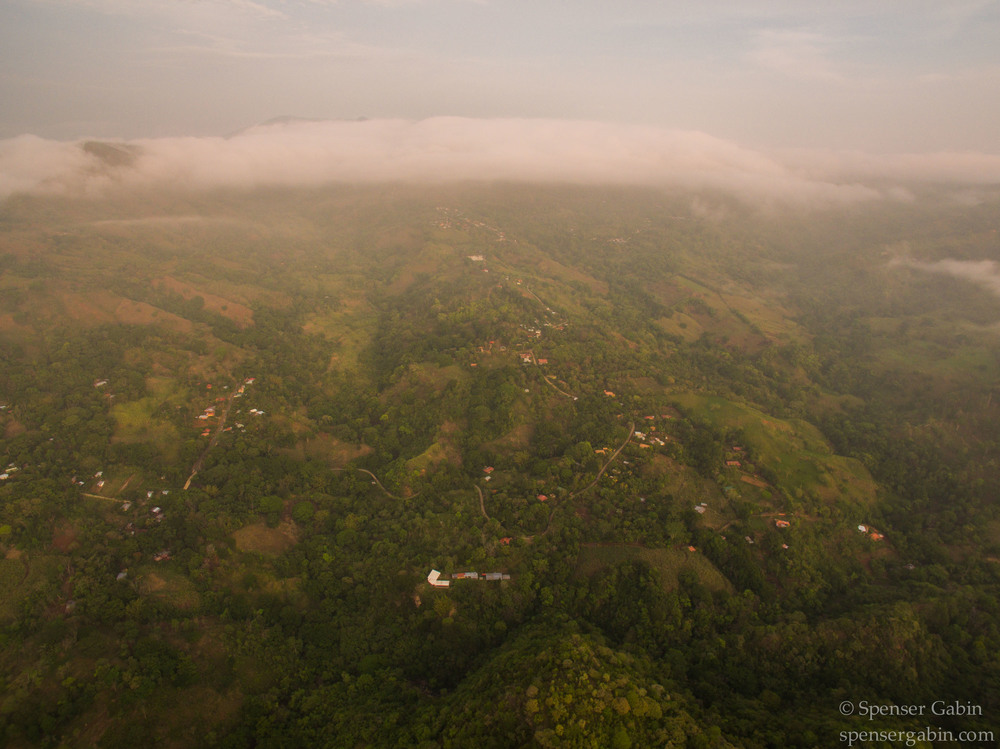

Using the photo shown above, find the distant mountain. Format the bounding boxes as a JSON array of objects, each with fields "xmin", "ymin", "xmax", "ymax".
[
  {"xmin": 226, "ymin": 116, "xmax": 370, "ymax": 138},
  {"xmin": 80, "ymin": 140, "xmax": 140, "ymax": 169}
]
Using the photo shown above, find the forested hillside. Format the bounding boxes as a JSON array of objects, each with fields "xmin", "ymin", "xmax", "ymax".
[{"xmin": 1, "ymin": 182, "xmax": 999, "ymax": 747}]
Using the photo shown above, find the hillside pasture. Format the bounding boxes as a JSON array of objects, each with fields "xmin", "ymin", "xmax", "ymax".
[
  {"xmin": 671, "ymin": 393, "xmax": 877, "ymax": 508},
  {"xmin": 136, "ymin": 567, "xmax": 201, "ymax": 611},
  {"xmin": 576, "ymin": 544, "xmax": 733, "ymax": 594},
  {"xmin": 233, "ymin": 521, "xmax": 299, "ymax": 556},
  {"xmin": 112, "ymin": 395, "xmax": 183, "ymax": 462},
  {"xmin": 280, "ymin": 432, "xmax": 373, "ymax": 467}
]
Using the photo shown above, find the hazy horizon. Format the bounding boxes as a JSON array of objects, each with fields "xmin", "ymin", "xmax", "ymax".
[
  {"xmin": 4, "ymin": 2, "xmax": 999, "ymax": 205},
  {"xmin": 3, "ymin": 0, "xmax": 1000, "ymax": 154}
]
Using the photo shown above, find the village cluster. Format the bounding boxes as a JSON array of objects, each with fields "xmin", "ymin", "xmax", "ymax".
[
  {"xmin": 55, "ymin": 376, "xmax": 266, "ymax": 570},
  {"xmin": 194, "ymin": 377, "xmax": 258, "ymax": 438},
  {"xmin": 437, "ymin": 206, "xmax": 510, "ymax": 245}
]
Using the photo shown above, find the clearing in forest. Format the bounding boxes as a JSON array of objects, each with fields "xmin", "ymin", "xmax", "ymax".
[{"xmin": 576, "ymin": 544, "xmax": 733, "ymax": 594}]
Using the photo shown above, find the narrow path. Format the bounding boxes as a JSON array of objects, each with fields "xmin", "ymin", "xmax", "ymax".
[
  {"xmin": 331, "ymin": 467, "xmax": 414, "ymax": 500},
  {"xmin": 540, "ymin": 373, "xmax": 576, "ymax": 400},
  {"xmin": 523, "ymin": 286, "xmax": 547, "ymax": 307},
  {"xmin": 80, "ymin": 493, "xmax": 123, "ymax": 502},
  {"xmin": 17, "ymin": 553, "xmax": 30, "ymax": 584},
  {"xmin": 523, "ymin": 349, "xmax": 576, "ymax": 400},
  {"xmin": 80, "ymin": 473, "xmax": 136, "ymax": 501},
  {"xmin": 184, "ymin": 387, "xmax": 238, "ymax": 491},
  {"xmin": 355, "ymin": 468, "xmax": 408, "ymax": 500},
  {"xmin": 475, "ymin": 484, "xmax": 489, "ymax": 520}
]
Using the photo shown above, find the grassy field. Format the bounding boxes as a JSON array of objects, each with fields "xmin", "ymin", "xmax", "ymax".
[
  {"xmin": 640, "ymin": 455, "xmax": 734, "ymax": 527},
  {"xmin": 576, "ymin": 544, "xmax": 733, "ymax": 594},
  {"xmin": 233, "ymin": 521, "xmax": 299, "ymax": 556},
  {"xmin": 406, "ymin": 440, "xmax": 459, "ymax": 475},
  {"xmin": 112, "ymin": 395, "xmax": 183, "ymax": 461},
  {"xmin": 647, "ymin": 274, "xmax": 787, "ymax": 350},
  {"xmin": 302, "ymin": 293, "xmax": 377, "ymax": 371},
  {"xmin": 136, "ymin": 567, "xmax": 201, "ymax": 611},
  {"xmin": 279, "ymin": 432, "xmax": 373, "ymax": 467}
]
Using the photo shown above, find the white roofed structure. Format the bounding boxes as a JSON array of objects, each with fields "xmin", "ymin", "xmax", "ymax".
[{"xmin": 427, "ymin": 569, "xmax": 450, "ymax": 588}]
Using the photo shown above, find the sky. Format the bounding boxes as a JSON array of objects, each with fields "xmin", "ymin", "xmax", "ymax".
[
  {"xmin": 2, "ymin": 0, "xmax": 999, "ymax": 151},
  {"xmin": 1, "ymin": 1, "xmax": 1000, "ymax": 202}
]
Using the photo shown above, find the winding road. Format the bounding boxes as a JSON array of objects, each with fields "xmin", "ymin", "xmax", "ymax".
[
  {"xmin": 566, "ymin": 421, "xmax": 636, "ymax": 501},
  {"xmin": 517, "ymin": 420, "xmax": 636, "ymax": 541}
]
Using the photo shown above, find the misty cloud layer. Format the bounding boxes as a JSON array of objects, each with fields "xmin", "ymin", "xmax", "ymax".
[
  {"xmin": 898, "ymin": 259, "xmax": 1000, "ymax": 300},
  {"xmin": 2, "ymin": 118, "xmax": 999, "ymax": 204}
]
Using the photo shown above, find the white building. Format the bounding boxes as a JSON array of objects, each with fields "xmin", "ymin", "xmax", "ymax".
[{"xmin": 427, "ymin": 569, "xmax": 450, "ymax": 588}]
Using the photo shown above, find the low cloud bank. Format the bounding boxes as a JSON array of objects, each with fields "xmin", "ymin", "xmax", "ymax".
[
  {"xmin": 896, "ymin": 258, "xmax": 1000, "ymax": 299},
  {"xmin": 2, "ymin": 118, "xmax": 999, "ymax": 203},
  {"xmin": 779, "ymin": 148, "xmax": 1000, "ymax": 189}
]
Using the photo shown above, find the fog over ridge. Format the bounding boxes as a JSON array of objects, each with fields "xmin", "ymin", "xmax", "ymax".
[
  {"xmin": 895, "ymin": 258, "xmax": 1000, "ymax": 300},
  {"xmin": 2, "ymin": 118, "xmax": 1000, "ymax": 204}
]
